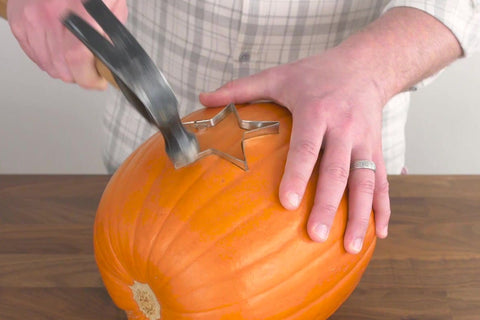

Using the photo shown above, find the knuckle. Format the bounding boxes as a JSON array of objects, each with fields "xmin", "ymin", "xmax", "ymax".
[
  {"xmin": 261, "ymin": 68, "xmax": 279, "ymax": 97},
  {"xmin": 335, "ymin": 116, "xmax": 355, "ymax": 137},
  {"xmin": 315, "ymin": 202, "xmax": 339, "ymax": 219},
  {"xmin": 59, "ymin": 70, "xmax": 74, "ymax": 83},
  {"xmin": 10, "ymin": 23, "xmax": 24, "ymax": 38},
  {"xmin": 60, "ymin": 75, "xmax": 74, "ymax": 83},
  {"xmin": 305, "ymin": 101, "xmax": 326, "ymax": 120},
  {"xmin": 353, "ymin": 177, "xmax": 376, "ymax": 195},
  {"xmin": 223, "ymin": 80, "xmax": 236, "ymax": 91},
  {"xmin": 23, "ymin": 4, "xmax": 38, "ymax": 21},
  {"xmin": 262, "ymin": 67, "xmax": 276, "ymax": 82},
  {"xmin": 335, "ymin": 106, "xmax": 355, "ymax": 126},
  {"xmin": 45, "ymin": 68, "xmax": 60, "ymax": 79},
  {"xmin": 65, "ymin": 44, "xmax": 92, "ymax": 64},
  {"xmin": 375, "ymin": 179, "xmax": 390, "ymax": 195},
  {"xmin": 43, "ymin": 2, "xmax": 61, "ymax": 19},
  {"xmin": 351, "ymin": 212, "xmax": 371, "ymax": 227},
  {"xmin": 304, "ymin": 98, "xmax": 329, "ymax": 117},
  {"xmin": 292, "ymin": 139, "xmax": 320, "ymax": 159},
  {"xmin": 324, "ymin": 163, "xmax": 349, "ymax": 183},
  {"xmin": 284, "ymin": 166, "xmax": 312, "ymax": 188},
  {"xmin": 378, "ymin": 209, "xmax": 392, "ymax": 220},
  {"xmin": 64, "ymin": 48, "xmax": 83, "ymax": 65},
  {"xmin": 222, "ymin": 80, "xmax": 239, "ymax": 101},
  {"xmin": 36, "ymin": 61, "xmax": 47, "ymax": 72}
]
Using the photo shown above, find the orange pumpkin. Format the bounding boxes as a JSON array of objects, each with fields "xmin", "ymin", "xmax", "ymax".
[{"xmin": 94, "ymin": 103, "xmax": 376, "ymax": 320}]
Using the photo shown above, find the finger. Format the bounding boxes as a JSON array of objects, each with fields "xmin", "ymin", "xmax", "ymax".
[
  {"xmin": 306, "ymin": 132, "xmax": 351, "ymax": 243},
  {"xmin": 8, "ymin": 2, "xmax": 40, "ymax": 66},
  {"xmin": 21, "ymin": 8, "xmax": 55, "ymax": 74},
  {"xmin": 46, "ymin": 24, "xmax": 74, "ymax": 82},
  {"xmin": 42, "ymin": 3, "xmax": 74, "ymax": 83},
  {"xmin": 344, "ymin": 156, "xmax": 376, "ymax": 254},
  {"xmin": 26, "ymin": 25, "xmax": 55, "ymax": 75},
  {"xmin": 63, "ymin": 33, "xmax": 108, "ymax": 90},
  {"xmin": 199, "ymin": 69, "xmax": 273, "ymax": 107},
  {"xmin": 9, "ymin": 20, "xmax": 36, "ymax": 62},
  {"xmin": 279, "ymin": 107, "xmax": 326, "ymax": 211},
  {"xmin": 372, "ymin": 155, "xmax": 391, "ymax": 239},
  {"xmin": 61, "ymin": 2, "xmax": 108, "ymax": 90}
]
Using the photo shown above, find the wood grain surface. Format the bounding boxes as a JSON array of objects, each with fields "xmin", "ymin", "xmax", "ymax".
[{"xmin": 0, "ymin": 175, "xmax": 479, "ymax": 319}]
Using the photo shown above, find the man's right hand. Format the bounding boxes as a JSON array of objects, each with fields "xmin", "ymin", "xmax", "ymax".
[{"xmin": 7, "ymin": 0, "xmax": 127, "ymax": 89}]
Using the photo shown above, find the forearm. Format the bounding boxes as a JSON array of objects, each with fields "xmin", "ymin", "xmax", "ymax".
[{"xmin": 333, "ymin": 7, "xmax": 462, "ymax": 105}]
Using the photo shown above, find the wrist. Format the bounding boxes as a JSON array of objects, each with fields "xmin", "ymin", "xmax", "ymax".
[{"xmin": 333, "ymin": 7, "xmax": 462, "ymax": 105}]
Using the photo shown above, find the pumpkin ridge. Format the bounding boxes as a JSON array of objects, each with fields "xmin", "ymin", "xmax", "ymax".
[
  {"xmin": 101, "ymin": 134, "xmax": 221, "ymax": 315},
  {"xmin": 95, "ymin": 165, "xmax": 145, "ymax": 282},
  {"xmin": 172, "ymin": 235, "xmax": 375, "ymax": 318},
  {"xmin": 131, "ymin": 161, "xmax": 176, "ymax": 279},
  {"xmin": 279, "ymin": 233, "xmax": 376, "ymax": 315},
  {"xmin": 178, "ymin": 202, "xmax": 374, "ymax": 314},
  {"xmin": 95, "ymin": 224, "xmax": 133, "ymax": 284},
  {"xmin": 162, "ymin": 199, "xmax": 281, "ymax": 291},
  {"xmin": 149, "ymin": 169, "xmax": 262, "ymax": 289},
  {"xmin": 176, "ymin": 236, "xmax": 297, "ymax": 309},
  {"xmin": 157, "ymin": 144, "xmax": 290, "ymax": 285},
  {"xmin": 142, "ymin": 159, "xmax": 229, "ymax": 283},
  {"xmin": 181, "ymin": 233, "xmax": 344, "ymax": 311},
  {"xmin": 102, "ymin": 134, "xmax": 168, "ymax": 281},
  {"xmin": 282, "ymin": 237, "xmax": 377, "ymax": 320},
  {"xmin": 146, "ymin": 139, "xmax": 287, "ymax": 287},
  {"xmin": 94, "ymin": 137, "xmax": 169, "ymax": 315}
]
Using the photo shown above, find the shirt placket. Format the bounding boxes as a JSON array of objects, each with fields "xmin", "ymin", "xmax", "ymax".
[{"xmin": 232, "ymin": 0, "xmax": 261, "ymax": 79}]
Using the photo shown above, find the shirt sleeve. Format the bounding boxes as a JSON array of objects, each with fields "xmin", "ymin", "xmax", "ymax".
[
  {"xmin": 383, "ymin": 0, "xmax": 480, "ymax": 56},
  {"xmin": 383, "ymin": 0, "xmax": 480, "ymax": 89}
]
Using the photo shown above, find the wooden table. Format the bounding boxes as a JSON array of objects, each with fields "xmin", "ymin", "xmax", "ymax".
[{"xmin": 0, "ymin": 175, "xmax": 479, "ymax": 319}]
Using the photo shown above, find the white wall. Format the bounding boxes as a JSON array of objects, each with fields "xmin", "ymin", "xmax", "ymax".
[
  {"xmin": 405, "ymin": 56, "xmax": 480, "ymax": 174},
  {"xmin": 0, "ymin": 19, "xmax": 108, "ymax": 174},
  {"xmin": 1, "ymin": 19, "xmax": 480, "ymax": 174}
]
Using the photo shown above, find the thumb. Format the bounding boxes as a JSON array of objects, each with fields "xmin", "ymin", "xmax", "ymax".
[{"xmin": 199, "ymin": 70, "xmax": 272, "ymax": 107}]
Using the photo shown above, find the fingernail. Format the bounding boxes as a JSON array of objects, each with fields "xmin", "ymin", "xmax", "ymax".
[
  {"xmin": 351, "ymin": 238, "xmax": 363, "ymax": 253},
  {"xmin": 287, "ymin": 192, "xmax": 300, "ymax": 208},
  {"xmin": 314, "ymin": 224, "xmax": 329, "ymax": 241},
  {"xmin": 381, "ymin": 226, "xmax": 389, "ymax": 238}
]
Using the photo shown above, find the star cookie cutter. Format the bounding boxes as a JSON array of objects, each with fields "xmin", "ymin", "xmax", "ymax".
[{"xmin": 182, "ymin": 103, "xmax": 280, "ymax": 170}]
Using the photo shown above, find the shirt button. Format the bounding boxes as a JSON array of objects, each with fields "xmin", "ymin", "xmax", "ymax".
[{"xmin": 239, "ymin": 52, "xmax": 251, "ymax": 63}]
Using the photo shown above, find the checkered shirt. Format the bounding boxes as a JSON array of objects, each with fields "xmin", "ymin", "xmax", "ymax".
[{"xmin": 102, "ymin": 0, "xmax": 480, "ymax": 174}]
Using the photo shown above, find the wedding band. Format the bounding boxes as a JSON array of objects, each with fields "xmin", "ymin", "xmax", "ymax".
[{"xmin": 350, "ymin": 160, "xmax": 376, "ymax": 172}]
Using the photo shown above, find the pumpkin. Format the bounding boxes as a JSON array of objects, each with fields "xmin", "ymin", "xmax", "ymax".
[{"xmin": 94, "ymin": 102, "xmax": 376, "ymax": 320}]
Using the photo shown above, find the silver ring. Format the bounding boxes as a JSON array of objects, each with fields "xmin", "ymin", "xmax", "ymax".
[{"xmin": 350, "ymin": 160, "xmax": 376, "ymax": 172}]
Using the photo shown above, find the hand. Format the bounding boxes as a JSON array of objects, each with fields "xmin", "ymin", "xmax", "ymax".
[
  {"xmin": 199, "ymin": 46, "xmax": 391, "ymax": 254},
  {"xmin": 7, "ymin": 0, "xmax": 128, "ymax": 89}
]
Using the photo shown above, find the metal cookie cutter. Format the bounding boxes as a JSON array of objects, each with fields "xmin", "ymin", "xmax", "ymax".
[{"xmin": 183, "ymin": 103, "xmax": 280, "ymax": 170}]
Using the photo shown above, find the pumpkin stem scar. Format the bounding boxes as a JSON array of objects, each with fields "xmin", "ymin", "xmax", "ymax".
[{"xmin": 130, "ymin": 281, "xmax": 161, "ymax": 320}]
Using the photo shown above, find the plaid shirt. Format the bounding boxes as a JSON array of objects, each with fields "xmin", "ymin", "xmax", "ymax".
[{"xmin": 103, "ymin": 0, "xmax": 480, "ymax": 173}]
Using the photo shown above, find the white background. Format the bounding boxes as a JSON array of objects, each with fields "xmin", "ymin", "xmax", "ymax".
[{"xmin": 1, "ymin": 19, "xmax": 479, "ymax": 174}]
